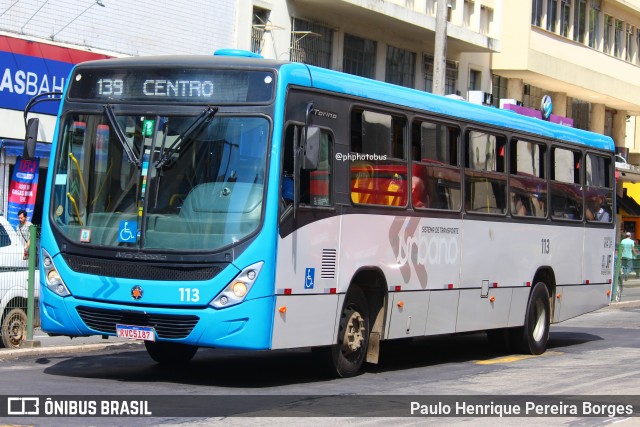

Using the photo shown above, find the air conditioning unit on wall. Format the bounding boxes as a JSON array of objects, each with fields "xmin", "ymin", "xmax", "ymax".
[{"xmin": 468, "ymin": 91, "xmax": 493, "ymax": 105}]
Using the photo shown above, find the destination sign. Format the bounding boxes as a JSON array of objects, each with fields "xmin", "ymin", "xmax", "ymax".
[{"xmin": 68, "ymin": 68, "xmax": 274, "ymax": 103}]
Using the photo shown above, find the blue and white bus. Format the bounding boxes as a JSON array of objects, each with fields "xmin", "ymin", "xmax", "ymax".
[{"xmin": 36, "ymin": 49, "xmax": 615, "ymax": 377}]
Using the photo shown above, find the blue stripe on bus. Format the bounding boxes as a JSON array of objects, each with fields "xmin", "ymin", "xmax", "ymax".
[{"xmin": 278, "ymin": 63, "xmax": 614, "ymax": 152}]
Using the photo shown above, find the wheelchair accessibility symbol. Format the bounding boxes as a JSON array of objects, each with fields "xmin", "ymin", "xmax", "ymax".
[
  {"xmin": 118, "ymin": 220, "xmax": 137, "ymax": 243},
  {"xmin": 304, "ymin": 268, "xmax": 315, "ymax": 289}
]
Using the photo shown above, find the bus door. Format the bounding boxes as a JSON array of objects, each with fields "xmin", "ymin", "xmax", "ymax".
[{"xmin": 273, "ymin": 122, "xmax": 340, "ymax": 349}]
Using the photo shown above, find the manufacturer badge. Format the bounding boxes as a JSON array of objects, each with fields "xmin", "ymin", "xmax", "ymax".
[{"xmin": 131, "ymin": 285, "xmax": 143, "ymax": 300}]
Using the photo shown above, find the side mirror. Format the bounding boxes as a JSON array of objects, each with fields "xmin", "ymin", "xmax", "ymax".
[
  {"xmin": 24, "ymin": 118, "xmax": 39, "ymax": 159},
  {"xmin": 302, "ymin": 126, "xmax": 320, "ymax": 170}
]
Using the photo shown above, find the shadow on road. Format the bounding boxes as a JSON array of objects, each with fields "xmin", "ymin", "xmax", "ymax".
[{"xmin": 39, "ymin": 328, "xmax": 605, "ymax": 388}]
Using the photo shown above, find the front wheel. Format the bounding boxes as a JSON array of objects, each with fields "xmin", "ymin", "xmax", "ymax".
[
  {"xmin": 1, "ymin": 308, "xmax": 27, "ymax": 349},
  {"xmin": 144, "ymin": 340, "xmax": 198, "ymax": 364},
  {"xmin": 510, "ymin": 282, "xmax": 550, "ymax": 355},
  {"xmin": 330, "ymin": 287, "xmax": 370, "ymax": 378}
]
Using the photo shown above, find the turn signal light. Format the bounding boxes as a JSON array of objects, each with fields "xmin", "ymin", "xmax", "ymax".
[
  {"xmin": 557, "ymin": 293, "xmax": 562, "ymax": 299},
  {"xmin": 278, "ymin": 306, "xmax": 287, "ymax": 313},
  {"xmin": 606, "ymin": 290, "xmax": 611, "ymax": 296},
  {"xmin": 489, "ymin": 296, "xmax": 496, "ymax": 302},
  {"xmin": 397, "ymin": 301, "xmax": 404, "ymax": 308}
]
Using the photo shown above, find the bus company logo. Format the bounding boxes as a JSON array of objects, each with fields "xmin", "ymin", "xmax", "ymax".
[
  {"xmin": 7, "ymin": 397, "xmax": 39, "ymax": 415},
  {"xmin": 131, "ymin": 285, "xmax": 144, "ymax": 300},
  {"xmin": 388, "ymin": 217, "xmax": 459, "ymax": 284}
]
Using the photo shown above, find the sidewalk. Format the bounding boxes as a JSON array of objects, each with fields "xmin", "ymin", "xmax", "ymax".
[{"xmin": 0, "ymin": 333, "xmax": 142, "ymax": 360}]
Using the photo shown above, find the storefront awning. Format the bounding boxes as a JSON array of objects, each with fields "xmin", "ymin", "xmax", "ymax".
[
  {"xmin": 618, "ymin": 193, "xmax": 640, "ymax": 217},
  {"xmin": 0, "ymin": 138, "xmax": 51, "ymax": 158}
]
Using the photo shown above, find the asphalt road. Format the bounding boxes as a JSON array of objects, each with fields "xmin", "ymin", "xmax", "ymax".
[{"xmin": 0, "ymin": 302, "xmax": 638, "ymax": 426}]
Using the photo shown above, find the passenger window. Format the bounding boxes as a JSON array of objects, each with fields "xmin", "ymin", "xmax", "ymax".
[
  {"xmin": 550, "ymin": 147, "xmax": 583, "ymax": 220},
  {"xmin": 510, "ymin": 139, "xmax": 547, "ymax": 218},
  {"xmin": 410, "ymin": 120, "xmax": 461, "ymax": 210},
  {"xmin": 281, "ymin": 125, "xmax": 334, "ymax": 209},
  {"xmin": 585, "ymin": 153, "xmax": 613, "ymax": 223},
  {"xmin": 350, "ymin": 110, "xmax": 407, "ymax": 207},
  {"xmin": 464, "ymin": 130, "xmax": 507, "ymax": 214}
]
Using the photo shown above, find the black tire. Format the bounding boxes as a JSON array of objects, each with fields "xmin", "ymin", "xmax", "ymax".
[
  {"xmin": 1, "ymin": 308, "xmax": 27, "ymax": 349},
  {"xmin": 330, "ymin": 287, "xmax": 370, "ymax": 378},
  {"xmin": 144, "ymin": 340, "xmax": 198, "ymax": 364},
  {"xmin": 509, "ymin": 282, "xmax": 550, "ymax": 355}
]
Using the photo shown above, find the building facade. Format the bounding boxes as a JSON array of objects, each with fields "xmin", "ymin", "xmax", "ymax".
[{"xmin": 3, "ymin": 0, "xmax": 640, "ymax": 229}]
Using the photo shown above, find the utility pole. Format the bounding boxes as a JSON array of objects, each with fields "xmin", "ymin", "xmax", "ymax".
[{"xmin": 433, "ymin": 0, "xmax": 448, "ymax": 95}]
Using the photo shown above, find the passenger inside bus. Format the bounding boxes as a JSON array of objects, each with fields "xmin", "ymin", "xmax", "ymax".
[{"xmin": 411, "ymin": 175, "xmax": 427, "ymax": 208}]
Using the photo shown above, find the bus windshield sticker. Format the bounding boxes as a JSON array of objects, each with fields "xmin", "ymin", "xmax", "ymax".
[
  {"xmin": 118, "ymin": 220, "xmax": 137, "ymax": 243},
  {"xmin": 305, "ymin": 268, "xmax": 315, "ymax": 289}
]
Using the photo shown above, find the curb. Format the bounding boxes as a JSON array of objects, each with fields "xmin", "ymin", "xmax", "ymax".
[
  {"xmin": 604, "ymin": 299, "xmax": 640, "ymax": 310},
  {"xmin": 0, "ymin": 341, "xmax": 143, "ymax": 361}
]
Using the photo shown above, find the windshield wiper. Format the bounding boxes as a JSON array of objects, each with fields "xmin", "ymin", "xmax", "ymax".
[
  {"xmin": 154, "ymin": 106, "xmax": 218, "ymax": 169},
  {"xmin": 104, "ymin": 104, "xmax": 141, "ymax": 167}
]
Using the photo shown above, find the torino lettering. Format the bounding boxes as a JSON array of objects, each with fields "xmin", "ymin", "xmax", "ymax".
[
  {"xmin": 397, "ymin": 230, "xmax": 458, "ymax": 267},
  {"xmin": 143, "ymin": 79, "xmax": 214, "ymax": 97}
]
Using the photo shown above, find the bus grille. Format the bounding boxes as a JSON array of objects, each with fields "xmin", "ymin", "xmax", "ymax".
[
  {"xmin": 76, "ymin": 306, "xmax": 199, "ymax": 339},
  {"xmin": 63, "ymin": 254, "xmax": 223, "ymax": 281}
]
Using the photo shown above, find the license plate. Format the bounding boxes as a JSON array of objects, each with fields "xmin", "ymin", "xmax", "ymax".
[{"xmin": 116, "ymin": 324, "xmax": 156, "ymax": 341}]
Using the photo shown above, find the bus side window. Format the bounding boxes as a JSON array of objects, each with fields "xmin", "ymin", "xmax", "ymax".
[
  {"xmin": 350, "ymin": 109, "xmax": 407, "ymax": 207},
  {"xmin": 411, "ymin": 120, "xmax": 461, "ymax": 210},
  {"xmin": 282, "ymin": 125, "xmax": 334, "ymax": 209},
  {"xmin": 550, "ymin": 147, "xmax": 583, "ymax": 220}
]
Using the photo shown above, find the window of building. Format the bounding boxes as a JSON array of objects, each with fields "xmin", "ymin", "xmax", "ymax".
[
  {"xmin": 423, "ymin": 54, "xmax": 458, "ymax": 94},
  {"xmin": 464, "ymin": 0, "xmax": 474, "ymax": 28},
  {"xmin": 571, "ymin": 98, "xmax": 590, "ymax": 131},
  {"xmin": 343, "ymin": 34, "xmax": 377, "ymax": 79},
  {"xmin": 550, "ymin": 147, "xmax": 582, "ymax": 220},
  {"xmin": 531, "ymin": 0, "xmax": 543, "ymax": 27},
  {"xmin": 510, "ymin": 139, "xmax": 547, "ymax": 218},
  {"xmin": 411, "ymin": 120, "xmax": 461, "ymax": 210},
  {"xmin": 386, "ymin": 46, "xmax": 416, "ymax": 88},
  {"xmin": 350, "ymin": 110, "xmax": 407, "ymax": 206},
  {"xmin": 491, "ymin": 74, "xmax": 508, "ymax": 108},
  {"xmin": 469, "ymin": 69, "xmax": 481, "ymax": 91},
  {"xmin": 604, "ymin": 15, "xmax": 613, "ymax": 53},
  {"xmin": 251, "ymin": 7, "xmax": 271, "ymax": 54},
  {"xmin": 547, "ymin": 0, "xmax": 558, "ymax": 32},
  {"xmin": 573, "ymin": 0, "xmax": 587, "ymax": 43},
  {"xmin": 480, "ymin": 6, "xmax": 493, "ymax": 35},
  {"xmin": 290, "ymin": 18, "xmax": 333, "ymax": 68},
  {"xmin": 523, "ymin": 84, "xmax": 544, "ymax": 110},
  {"xmin": 615, "ymin": 19, "xmax": 624, "ymax": 58},
  {"xmin": 626, "ymin": 25, "xmax": 635, "ymax": 62},
  {"xmin": 465, "ymin": 130, "xmax": 507, "ymax": 214},
  {"xmin": 588, "ymin": 0, "xmax": 601, "ymax": 48},
  {"xmin": 560, "ymin": 0, "xmax": 571, "ymax": 37}
]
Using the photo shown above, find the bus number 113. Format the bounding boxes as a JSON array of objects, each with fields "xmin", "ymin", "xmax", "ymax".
[
  {"xmin": 541, "ymin": 238, "xmax": 550, "ymax": 254},
  {"xmin": 179, "ymin": 287, "xmax": 200, "ymax": 302}
]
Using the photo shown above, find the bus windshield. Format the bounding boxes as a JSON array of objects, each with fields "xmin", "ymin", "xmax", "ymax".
[{"xmin": 52, "ymin": 111, "xmax": 269, "ymax": 252}]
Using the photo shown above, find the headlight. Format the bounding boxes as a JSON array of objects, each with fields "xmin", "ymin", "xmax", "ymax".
[
  {"xmin": 42, "ymin": 248, "xmax": 71, "ymax": 297},
  {"xmin": 210, "ymin": 262, "xmax": 263, "ymax": 309}
]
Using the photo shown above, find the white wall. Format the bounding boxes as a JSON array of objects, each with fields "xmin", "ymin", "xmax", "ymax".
[{"xmin": 0, "ymin": 0, "xmax": 238, "ymax": 56}]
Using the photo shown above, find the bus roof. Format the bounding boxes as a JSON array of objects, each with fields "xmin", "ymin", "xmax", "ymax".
[
  {"xmin": 71, "ymin": 55, "xmax": 615, "ymax": 152},
  {"xmin": 295, "ymin": 63, "xmax": 614, "ymax": 152}
]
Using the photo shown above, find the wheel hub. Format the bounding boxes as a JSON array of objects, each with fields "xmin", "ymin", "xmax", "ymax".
[{"xmin": 340, "ymin": 307, "xmax": 365, "ymax": 355}]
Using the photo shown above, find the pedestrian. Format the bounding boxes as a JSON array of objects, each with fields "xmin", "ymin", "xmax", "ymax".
[
  {"xmin": 16, "ymin": 209, "xmax": 31, "ymax": 260},
  {"xmin": 620, "ymin": 232, "xmax": 637, "ymax": 281}
]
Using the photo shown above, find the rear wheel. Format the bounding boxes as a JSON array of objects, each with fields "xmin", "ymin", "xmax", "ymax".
[
  {"xmin": 144, "ymin": 340, "xmax": 198, "ymax": 364},
  {"xmin": 1, "ymin": 308, "xmax": 27, "ymax": 349},
  {"xmin": 510, "ymin": 282, "xmax": 550, "ymax": 355},
  {"xmin": 331, "ymin": 287, "xmax": 370, "ymax": 378}
]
